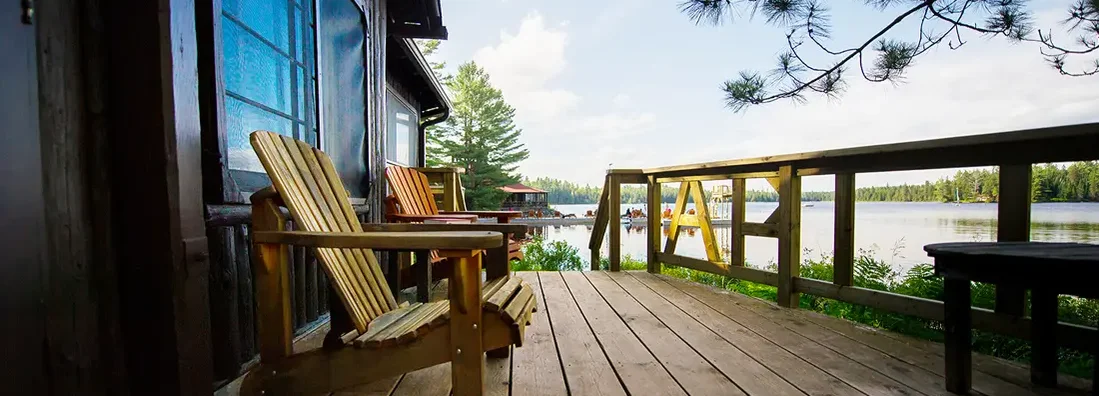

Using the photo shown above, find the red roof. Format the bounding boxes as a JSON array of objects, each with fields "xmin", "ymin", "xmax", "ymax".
[{"xmin": 499, "ymin": 183, "xmax": 546, "ymax": 194}]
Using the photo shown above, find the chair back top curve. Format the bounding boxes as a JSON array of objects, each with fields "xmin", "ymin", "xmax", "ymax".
[
  {"xmin": 385, "ymin": 165, "xmax": 441, "ymax": 216},
  {"xmin": 250, "ymin": 130, "xmax": 397, "ymax": 334}
]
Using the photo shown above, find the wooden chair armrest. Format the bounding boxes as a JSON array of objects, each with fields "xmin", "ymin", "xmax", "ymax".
[
  {"xmin": 361, "ymin": 222, "xmax": 528, "ymax": 235},
  {"xmin": 440, "ymin": 210, "xmax": 522, "ymax": 223},
  {"xmin": 251, "ymin": 230, "xmax": 503, "ymax": 251},
  {"xmin": 386, "ymin": 213, "xmax": 479, "ymax": 223}
]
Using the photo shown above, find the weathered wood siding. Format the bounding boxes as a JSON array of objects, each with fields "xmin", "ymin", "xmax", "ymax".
[{"xmin": 386, "ymin": 68, "xmax": 423, "ymax": 113}]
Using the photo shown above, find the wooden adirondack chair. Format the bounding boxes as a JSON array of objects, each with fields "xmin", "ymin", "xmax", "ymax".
[
  {"xmin": 241, "ymin": 131, "xmax": 537, "ymax": 395},
  {"xmin": 384, "ymin": 165, "xmax": 525, "ymax": 289}
]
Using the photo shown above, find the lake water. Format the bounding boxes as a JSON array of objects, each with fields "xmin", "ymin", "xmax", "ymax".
[{"xmin": 527, "ymin": 202, "xmax": 1099, "ymax": 271}]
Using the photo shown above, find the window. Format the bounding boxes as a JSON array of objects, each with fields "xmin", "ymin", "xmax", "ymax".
[
  {"xmin": 386, "ymin": 90, "xmax": 419, "ymax": 166},
  {"xmin": 221, "ymin": 0, "xmax": 317, "ymax": 176},
  {"xmin": 318, "ymin": 0, "xmax": 369, "ymax": 197}
]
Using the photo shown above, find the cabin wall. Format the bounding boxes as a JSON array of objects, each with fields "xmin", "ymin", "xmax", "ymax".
[
  {"xmin": 34, "ymin": 0, "xmax": 127, "ymax": 392},
  {"xmin": 198, "ymin": 0, "xmax": 394, "ymax": 384},
  {"xmin": 386, "ymin": 69, "xmax": 424, "ymax": 112}
]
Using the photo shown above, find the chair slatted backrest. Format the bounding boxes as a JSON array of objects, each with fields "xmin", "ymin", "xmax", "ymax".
[
  {"xmin": 386, "ymin": 166, "xmax": 442, "ymax": 217},
  {"xmin": 251, "ymin": 131, "xmax": 397, "ymax": 334}
]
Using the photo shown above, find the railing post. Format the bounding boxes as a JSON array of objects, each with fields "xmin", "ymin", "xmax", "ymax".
[
  {"xmin": 995, "ymin": 164, "xmax": 1031, "ymax": 316},
  {"xmin": 731, "ymin": 179, "xmax": 746, "ymax": 267},
  {"xmin": 777, "ymin": 165, "xmax": 802, "ymax": 308},
  {"xmin": 589, "ymin": 177, "xmax": 611, "ymax": 271},
  {"xmin": 609, "ymin": 174, "xmax": 621, "ymax": 271},
  {"xmin": 442, "ymin": 170, "xmax": 458, "ymax": 212},
  {"xmin": 647, "ymin": 176, "xmax": 661, "ymax": 273},
  {"xmin": 833, "ymin": 173, "xmax": 855, "ymax": 287}
]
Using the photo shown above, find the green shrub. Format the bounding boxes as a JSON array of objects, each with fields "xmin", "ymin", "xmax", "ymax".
[{"xmin": 512, "ymin": 235, "xmax": 585, "ymax": 272}]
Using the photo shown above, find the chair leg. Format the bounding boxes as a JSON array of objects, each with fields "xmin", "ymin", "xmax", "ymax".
[
  {"xmin": 324, "ymin": 284, "xmax": 354, "ymax": 349},
  {"xmin": 385, "ymin": 251, "xmax": 401, "ymax": 297},
  {"xmin": 449, "ymin": 253, "xmax": 484, "ymax": 396},
  {"xmin": 414, "ymin": 250, "xmax": 431, "ymax": 302}
]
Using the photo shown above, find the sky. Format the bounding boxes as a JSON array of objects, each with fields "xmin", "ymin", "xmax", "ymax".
[{"xmin": 428, "ymin": 0, "xmax": 1099, "ymax": 191}]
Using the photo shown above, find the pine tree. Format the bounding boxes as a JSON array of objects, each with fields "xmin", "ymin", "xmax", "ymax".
[{"xmin": 431, "ymin": 62, "xmax": 529, "ymax": 210}]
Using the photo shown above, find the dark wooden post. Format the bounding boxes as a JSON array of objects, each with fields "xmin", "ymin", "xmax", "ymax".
[
  {"xmin": 105, "ymin": 0, "xmax": 212, "ymax": 392},
  {"xmin": 731, "ymin": 179, "xmax": 746, "ymax": 267},
  {"xmin": 833, "ymin": 173, "xmax": 856, "ymax": 287},
  {"xmin": 647, "ymin": 176, "xmax": 661, "ymax": 273},
  {"xmin": 777, "ymin": 165, "xmax": 802, "ymax": 308},
  {"xmin": 995, "ymin": 164, "xmax": 1031, "ymax": 316},
  {"xmin": 608, "ymin": 174, "xmax": 621, "ymax": 271}
]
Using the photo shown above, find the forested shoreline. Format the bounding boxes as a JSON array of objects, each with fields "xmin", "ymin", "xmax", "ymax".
[{"xmin": 526, "ymin": 162, "xmax": 1099, "ymax": 204}]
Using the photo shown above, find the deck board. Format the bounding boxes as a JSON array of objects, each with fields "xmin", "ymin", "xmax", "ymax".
[
  {"xmin": 510, "ymin": 272, "xmax": 569, "ymax": 395},
  {"xmin": 220, "ymin": 270, "xmax": 1091, "ymax": 396},
  {"xmin": 609, "ymin": 271, "xmax": 804, "ymax": 395},
  {"xmin": 537, "ymin": 271, "xmax": 627, "ymax": 395},
  {"xmin": 625, "ymin": 271, "xmax": 864, "ymax": 396},
  {"xmin": 585, "ymin": 271, "xmax": 744, "ymax": 395},
  {"xmin": 655, "ymin": 273, "xmax": 1056, "ymax": 396},
  {"xmin": 559, "ymin": 271, "xmax": 687, "ymax": 395},
  {"xmin": 656, "ymin": 272, "xmax": 948, "ymax": 396}
]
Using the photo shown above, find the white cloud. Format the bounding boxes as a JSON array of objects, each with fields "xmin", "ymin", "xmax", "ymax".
[
  {"xmin": 611, "ymin": 93, "xmax": 632, "ymax": 108},
  {"xmin": 474, "ymin": 13, "xmax": 577, "ymax": 122}
]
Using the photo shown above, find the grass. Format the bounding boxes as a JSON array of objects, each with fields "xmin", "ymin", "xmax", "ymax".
[{"xmin": 513, "ymin": 237, "xmax": 1098, "ymax": 379}]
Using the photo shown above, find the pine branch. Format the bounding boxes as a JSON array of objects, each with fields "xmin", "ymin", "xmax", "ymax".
[{"xmin": 679, "ymin": 0, "xmax": 1098, "ymax": 111}]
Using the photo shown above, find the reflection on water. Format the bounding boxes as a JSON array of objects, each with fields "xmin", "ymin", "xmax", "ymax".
[{"xmin": 529, "ymin": 202, "xmax": 1099, "ymax": 270}]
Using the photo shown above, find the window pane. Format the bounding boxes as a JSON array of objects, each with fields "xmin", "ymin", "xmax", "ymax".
[
  {"xmin": 294, "ymin": 8, "xmax": 304, "ymax": 61},
  {"xmin": 223, "ymin": 18, "xmax": 293, "ymax": 114},
  {"xmin": 319, "ymin": 0, "xmax": 368, "ymax": 196},
  {"xmin": 225, "ymin": 96, "xmax": 294, "ymax": 172},
  {"xmin": 396, "ymin": 121, "xmax": 410, "ymax": 165},
  {"xmin": 223, "ymin": 0, "xmax": 290, "ymax": 51},
  {"xmin": 296, "ymin": 66, "xmax": 305, "ymax": 118},
  {"xmin": 387, "ymin": 91, "xmax": 419, "ymax": 166}
]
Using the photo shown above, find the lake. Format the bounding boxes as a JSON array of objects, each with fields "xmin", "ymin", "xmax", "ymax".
[{"xmin": 526, "ymin": 202, "xmax": 1099, "ymax": 271}]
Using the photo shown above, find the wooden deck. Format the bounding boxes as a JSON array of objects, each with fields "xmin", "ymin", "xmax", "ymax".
[{"xmin": 222, "ymin": 271, "xmax": 1092, "ymax": 395}]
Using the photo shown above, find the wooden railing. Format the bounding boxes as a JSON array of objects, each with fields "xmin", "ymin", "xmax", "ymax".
[
  {"xmin": 204, "ymin": 205, "xmax": 367, "ymax": 384},
  {"xmin": 415, "ymin": 167, "xmax": 467, "ymax": 211},
  {"xmin": 589, "ymin": 122, "xmax": 1099, "ymax": 352}
]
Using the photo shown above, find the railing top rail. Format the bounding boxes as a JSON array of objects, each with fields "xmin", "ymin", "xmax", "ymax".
[
  {"xmin": 611, "ymin": 122, "xmax": 1099, "ymax": 179},
  {"xmin": 413, "ymin": 166, "xmax": 466, "ymax": 174}
]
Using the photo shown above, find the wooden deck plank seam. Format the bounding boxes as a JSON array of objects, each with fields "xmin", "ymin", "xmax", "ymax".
[
  {"xmin": 553, "ymin": 271, "xmax": 634, "ymax": 394},
  {"xmin": 579, "ymin": 271, "xmax": 693, "ymax": 395},
  {"xmin": 384, "ymin": 374, "xmax": 405, "ymax": 396},
  {"xmin": 620, "ymin": 272, "xmax": 826, "ymax": 395},
  {"xmin": 649, "ymin": 273, "xmax": 1028, "ymax": 396},
  {"xmin": 535, "ymin": 272, "xmax": 574, "ymax": 396},
  {"xmin": 507, "ymin": 345, "xmax": 514, "ymax": 396},
  {"xmin": 603, "ymin": 272, "xmax": 788, "ymax": 395},
  {"xmin": 781, "ymin": 307, "xmax": 1048, "ymax": 396},
  {"xmin": 819, "ymin": 309, "xmax": 1093, "ymax": 392},
  {"xmin": 637, "ymin": 272, "xmax": 930, "ymax": 396}
]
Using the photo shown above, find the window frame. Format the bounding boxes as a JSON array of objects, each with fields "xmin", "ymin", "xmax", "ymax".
[
  {"xmin": 216, "ymin": 0, "xmax": 317, "ymax": 201},
  {"xmin": 384, "ymin": 87, "xmax": 421, "ymax": 167}
]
